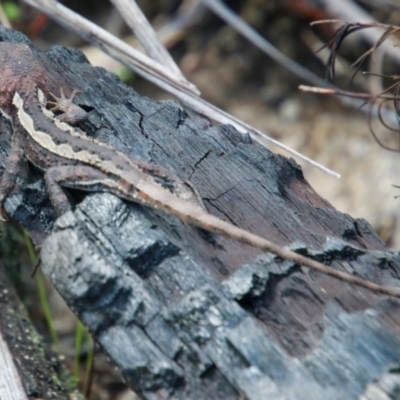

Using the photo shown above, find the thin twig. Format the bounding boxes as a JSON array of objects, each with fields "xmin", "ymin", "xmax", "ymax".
[
  {"xmin": 109, "ymin": 0, "xmax": 185, "ymax": 79},
  {"xmin": 299, "ymin": 85, "xmax": 400, "ymax": 100},
  {"xmin": 320, "ymin": 0, "xmax": 400, "ymax": 65},
  {"xmin": 158, "ymin": 0, "xmax": 206, "ymax": 46},
  {"xmin": 201, "ymin": 0, "xmax": 335, "ymax": 89},
  {"xmin": 24, "ymin": 0, "xmax": 199, "ymax": 94},
  {"xmin": 300, "ymin": 83, "xmax": 400, "ymax": 152}
]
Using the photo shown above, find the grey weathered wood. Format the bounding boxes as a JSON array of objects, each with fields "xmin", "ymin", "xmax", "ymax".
[
  {"xmin": 1, "ymin": 26, "xmax": 400, "ymax": 399},
  {"xmin": 0, "ymin": 263, "xmax": 85, "ymax": 400},
  {"xmin": 0, "ymin": 330, "xmax": 28, "ymax": 400}
]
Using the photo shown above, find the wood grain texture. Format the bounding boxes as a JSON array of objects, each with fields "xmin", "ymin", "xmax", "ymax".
[
  {"xmin": 1, "ymin": 26, "xmax": 400, "ymax": 399},
  {"xmin": 0, "ymin": 262, "xmax": 85, "ymax": 400},
  {"xmin": 0, "ymin": 330, "xmax": 28, "ymax": 400}
]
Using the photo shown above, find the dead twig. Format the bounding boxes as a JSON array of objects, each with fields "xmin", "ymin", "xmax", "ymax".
[
  {"xmin": 302, "ymin": 20, "xmax": 400, "ymax": 152},
  {"xmin": 109, "ymin": 0, "xmax": 185, "ymax": 79}
]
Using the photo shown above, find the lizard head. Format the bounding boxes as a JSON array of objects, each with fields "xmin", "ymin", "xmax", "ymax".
[{"xmin": 0, "ymin": 42, "xmax": 47, "ymax": 115}]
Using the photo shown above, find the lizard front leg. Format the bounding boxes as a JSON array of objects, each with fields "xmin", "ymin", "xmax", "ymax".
[
  {"xmin": 0, "ymin": 132, "xmax": 25, "ymax": 220},
  {"xmin": 46, "ymin": 88, "xmax": 87, "ymax": 125},
  {"xmin": 44, "ymin": 165, "xmax": 112, "ymax": 216}
]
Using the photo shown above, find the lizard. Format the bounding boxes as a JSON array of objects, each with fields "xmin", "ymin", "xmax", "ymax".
[{"xmin": 0, "ymin": 41, "xmax": 399, "ymax": 298}]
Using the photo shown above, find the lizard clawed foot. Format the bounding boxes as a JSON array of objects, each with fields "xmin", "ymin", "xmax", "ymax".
[
  {"xmin": 47, "ymin": 88, "xmax": 81, "ymax": 113},
  {"xmin": 46, "ymin": 88, "xmax": 87, "ymax": 125}
]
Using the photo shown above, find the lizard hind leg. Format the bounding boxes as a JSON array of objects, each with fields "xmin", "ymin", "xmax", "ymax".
[{"xmin": 44, "ymin": 165, "xmax": 111, "ymax": 217}]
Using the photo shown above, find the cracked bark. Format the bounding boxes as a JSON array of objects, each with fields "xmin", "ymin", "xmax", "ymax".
[{"xmin": 1, "ymin": 26, "xmax": 400, "ymax": 400}]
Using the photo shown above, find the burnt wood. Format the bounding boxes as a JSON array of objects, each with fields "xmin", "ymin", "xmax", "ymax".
[
  {"xmin": 0, "ymin": 260, "xmax": 85, "ymax": 400},
  {"xmin": 1, "ymin": 26, "xmax": 400, "ymax": 399}
]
